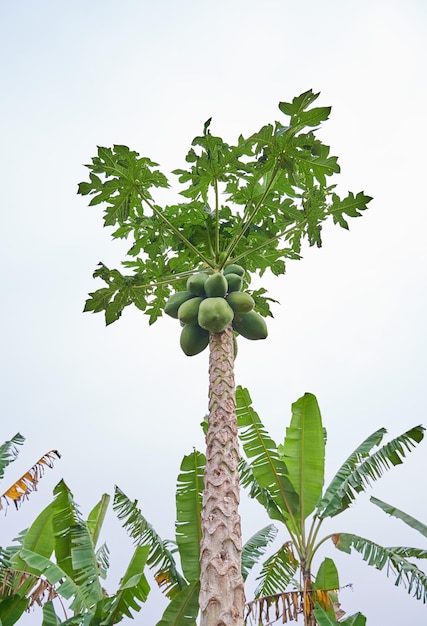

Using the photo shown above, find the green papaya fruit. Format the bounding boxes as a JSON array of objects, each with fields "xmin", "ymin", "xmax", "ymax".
[
  {"xmin": 225, "ymin": 273, "xmax": 243, "ymax": 293},
  {"xmin": 198, "ymin": 297, "xmax": 234, "ymax": 333},
  {"xmin": 178, "ymin": 296, "xmax": 204, "ymax": 325},
  {"xmin": 224, "ymin": 263, "xmax": 245, "ymax": 277},
  {"xmin": 187, "ymin": 272, "xmax": 209, "ymax": 296},
  {"xmin": 204, "ymin": 273, "xmax": 228, "ymax": 298},
  {"xmin": 232, "ymin": 311, "xmax": 268, "ymax": 340},
  {"xmin": 226, "ymin": 291, "xmax": 255, "ymax": 313},
  {"xmin": 165, "ymin": 290, "xmax": 195, "ymax": 318},
  {"xmin": 180, "ymin": 324, "xmax": 210, "ymax": 356}
]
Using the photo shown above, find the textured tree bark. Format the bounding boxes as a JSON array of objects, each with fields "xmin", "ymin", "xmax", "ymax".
[{"xmin": 199, "ymin": 326, "xmax": 245, "ymax": 626}]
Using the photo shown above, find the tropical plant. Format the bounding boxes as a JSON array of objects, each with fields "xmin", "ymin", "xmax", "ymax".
[
  {"xmin": 79, "ymin": 89, "xmax": 372, "ymax": 625},
  {"xmin": 0, "ymin": 480, "xmax": 150, "ymax": 625},
  {"xmin": 114, "ymin": 449, "xmax": 278, "ymax": 625},
  {"xmin": 0, "ymin": 433, "xmax": 60, "ymax": 512},
  {"xmin": 235, "ymin": 386, "xmax": 426, "ymax": 625}
]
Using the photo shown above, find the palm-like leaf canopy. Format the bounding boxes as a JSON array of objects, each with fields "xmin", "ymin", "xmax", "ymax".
[{"xmin": 78, "ymin": 90, "xmax": 371, "ymax": 326}]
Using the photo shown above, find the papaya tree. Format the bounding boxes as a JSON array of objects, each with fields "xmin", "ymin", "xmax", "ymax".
[
  {"xmin": 235, "ymin": 386, "xmax": 426, "ymax": 625},
  {"xmin": 0, "ymin": 479, "xmax": 150, "ymax": 624},
  {"xmin": 78, "ymin": 90, "xmax": 372, "ymax": 626},
  {"xmin": 0, "ymin": 433, "xmax": 60, "ymax": 512}
]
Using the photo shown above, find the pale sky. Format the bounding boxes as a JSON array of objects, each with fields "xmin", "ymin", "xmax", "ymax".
[{"xmin": 1, "ymin": 1, "xmax": 427, "ymax": 624}]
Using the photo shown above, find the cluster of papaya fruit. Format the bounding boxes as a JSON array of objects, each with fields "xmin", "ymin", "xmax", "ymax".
[{"xmin": 164, "ymin": 264, "xmax": 268, "ymax": 356}]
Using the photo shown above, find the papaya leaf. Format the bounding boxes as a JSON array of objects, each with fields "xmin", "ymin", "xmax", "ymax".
[
  {"xmin": 113, "ymin": 486, "xmax": 187, "ymax": 598},
  {"xmin": 175, "ymin": 451, "xmax": 205, "ymax": 583},
  {"xmin": 370, "ymin": 497, "xmax": 427, "ymax": 539},
  {"xmin": 278, "ymin": 393, "xmax": 325, "ymax": 525},
  {"xmin": 317, "ymin": 426, "xmax": 424, "ymax": 519},
  {"xmin": 332, "ymin": 533, "xmax": 427, "ymax": 602},
  {"xmin": 156, "ymin": 579, "xmax": 200, "ymax": 626},
  {"xmin": 80, "ymin": 93, "xmax": 372, "ymax": 325},
  {"xmin": 241, "ymin": 525, "xmax": 278, "ymax": 582},
  {"xmin": 236, "ymin": 386, "xmax": 299, "ymax": 527}
]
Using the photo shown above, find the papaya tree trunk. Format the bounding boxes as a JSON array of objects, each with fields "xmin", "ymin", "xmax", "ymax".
[{"xmin": 199, "ymin": 326, "xmax": 245, "ymax": 626}]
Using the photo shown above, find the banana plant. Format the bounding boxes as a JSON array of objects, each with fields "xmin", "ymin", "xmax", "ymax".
[
  {"xmin": 79, "ymin": 90, "xmax": 371, "ymax": 626},
  {"xmin": 0, "ymin": 433, "xmax": 60, "ymax": 512},
  {"xmin": 114, "ymin": 449, "xmax": 278, "ymax": 626},
  {"xmin": 0, "ymin": 480, "xmax": 150, "ymax": 625},
  {"xmin": 236, "ymin": 386, "xmax": 426, "ymax": 625}
]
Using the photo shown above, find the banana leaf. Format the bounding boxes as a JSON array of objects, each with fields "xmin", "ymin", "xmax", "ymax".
[
  {"xmin": 317, "ymin": 425, "xmax": 424, "ymax": 519},
  {"xmin": 41, "ymin": 601, "xmax": 61, "ymax": 626},
  {"xmin": 241, "ymin": 525, "xmax": 278, "ymax": 581},
  {"xmin": 0, "ymin": 596, "xmax": 28, "ymax": 626},
  {"xmin": 86, "ymin": 494, "xmax": 110, "ymax": 547},
  {"xmin": 239, "ymin": 459, "xmax": 287, "ymax": 524},
  {"xmin": 156, "ymin": 580, "xmax": 200, "ymax": 626},
  {"xmin": 278, "ymin": 392, "xmax": 325, "ymax": 525},
  {"xmin": 254, "ymin": 541, "xmax": 299, "ymax": 597},
  {"xmin": 113, "ymin": 486, "xmax": 187, "ymax": 597},
  {"xmin": 175, "ymin": 451, "xmax": 204, "ymax": 583},
  {"xmin": 101, "ymin": 544, "xmax": 150, "ymax": 623},
  {"xmin": 0, "ymin": 435, "xmax": 24, "ymax": 481},
  {"xmin": 236, "ymin": 386, "xmax": 298, "ymax": 525},
  {"xmin": 313, "ymin": 605, "xmax": 366, "ymax": 625},
  {"xmin": 370, "ymin": 497, "xmax": 427, "ymax": 538},
  {"xmin": 332, "ymin": 532, "xmax": 427, "ymax": 601}
]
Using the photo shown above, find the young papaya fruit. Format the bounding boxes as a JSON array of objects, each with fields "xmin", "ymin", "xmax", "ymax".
[
  {"xmin": 204, "ymin": 272, "xmax": 228, "ymax": 298},
  {"xmin": 187, "ymin": 272, "xmax": 209, "ymax": 296},
  {"xmin": 178, "ymin": 296, "xmax": 204, "ymax": 325},
  {"xmin": 198, "ymin": 297, "xmax": 234, "ymax": 333},
  {"xmin": 232, "ymin": 311, "xmax": 268, "ymax": 340},
  {"xmin": 224, "ymin": 263, "xmax": 245, "ymax": 277},
  {"xmin": 180, "ymin": 324, "xmax": 210, "ymax": 356},
  {"xmin": 164, "ymin": 290, "xmax": 195, "ymax": 318},
  {"xmin": 226, "ymin": 291, "xmax": 254, "ymax": 313},
  {"xmin": 225, "ymin": 273, "xmax": 243, "ymax": 293}
]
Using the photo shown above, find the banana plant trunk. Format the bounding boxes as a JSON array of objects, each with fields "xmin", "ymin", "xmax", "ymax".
[
  {"xmin": 302, "ymin": 566, "xmax": 316, "ymax": 626},
  {"xmin": 199, "ymin": 326, "xmax": 245, "ymax": 626}
]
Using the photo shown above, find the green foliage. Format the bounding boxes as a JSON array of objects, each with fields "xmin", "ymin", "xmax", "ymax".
[
  {"xmin": 313, "ymin": 605, "xmax": 366, "ymax": 626},
  {"xmin": 0, "ymin": 481, "xmax": 151, "ymax": 625},
  {"xmin": 236, "ymin": 385, "xmax": 426, "ymax": 609},
  {"xmin": 241, "ymin": 525, "xmax": 278, "ymax": 582},
  {"xmin": 317, "ymin": 425, "xmax": 424, "ymax": 519},
  {"xmin": 0, "ymin": 434, "xmax": 24, "ymax": 481},
  {"xmin": 79, "ymin": 90, "xmax": 371, "ymax": 325},
  {"xmin": 175, "ymin": 451, "xmax": 204, "ymax": 583},
  {"xmin": 333, "ymin": 533, "xmax": 427, "ymax": 602},
  {"xmin": 278, "ymin": 393, "xmax": 325, "ymax": 523},
  {"xmin": 370, "ymin": 497, "xmax": 427, "ymax": 538},
  {"xmin": 113, "ymin": 487, "xmax": 186, "ymax": 599},
  {"xmin": 114, "ymin": 452, "xmax": 278, "ymax": 625}
]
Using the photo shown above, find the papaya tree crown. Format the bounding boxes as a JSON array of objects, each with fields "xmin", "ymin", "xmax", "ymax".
[{"xmin": 78, "ymin": 89, "xmax": 371, "ymax": 325}]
